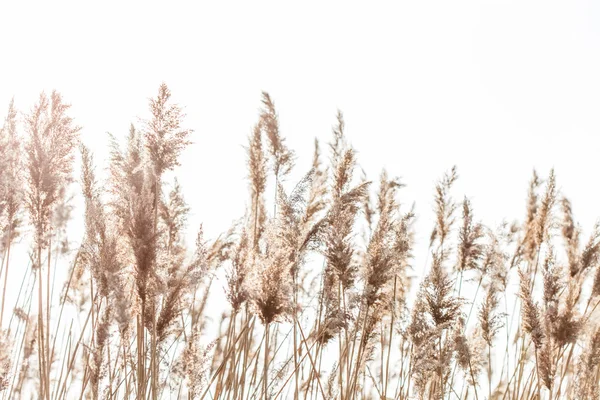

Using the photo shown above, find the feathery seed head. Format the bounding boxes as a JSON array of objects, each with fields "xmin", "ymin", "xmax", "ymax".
[
  {"xmin": 145, "ymin": 83, "xmax": 193, "ymax": 176},
  {"xmin": 260, "ymin": 92, "xmax": 294, "ymax": 178},
  {"xmin": 25, "ymin": 91, "xmax": 80, "ymax": 250},
  {"xmin": 430, "ymin": 166, "xmax": 458, "ymax": 250},
  {"xmin": 456, "ymin": 198, "xmax": 485, "ymax": 272},
  {"xmin": 518, "ymin": 269, "xmax": 545, "ymax": 349}
]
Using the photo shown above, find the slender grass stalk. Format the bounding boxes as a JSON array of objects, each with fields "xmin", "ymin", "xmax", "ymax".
[{"xmin": 0, "ymin": 223, "xmax": 12, "ymax": 328}]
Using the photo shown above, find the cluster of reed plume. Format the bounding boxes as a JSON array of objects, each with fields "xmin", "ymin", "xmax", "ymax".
[{"xmin": 0, "ymin": 84, "xmax": 599, "ymax": 400}]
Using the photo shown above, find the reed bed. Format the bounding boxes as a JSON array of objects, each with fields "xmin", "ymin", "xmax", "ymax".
[{"xmin": 0, "ymin": 84, "xmax": 598, "ymax": 399}]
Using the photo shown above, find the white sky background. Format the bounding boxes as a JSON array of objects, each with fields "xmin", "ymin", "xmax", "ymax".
[
  {"xmin": 1, "ymin": 3, "xmax": 600, "ymax": 398},
  {"xmin": 1, "ymin": 1, "xmax": 600, "ymax": 303}
]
